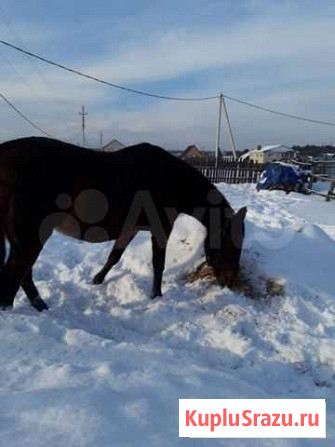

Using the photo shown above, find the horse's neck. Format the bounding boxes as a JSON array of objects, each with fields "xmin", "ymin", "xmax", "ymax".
[{"xmin": 182, "ymin": 184, "xmax": 234, "ymax": 233}]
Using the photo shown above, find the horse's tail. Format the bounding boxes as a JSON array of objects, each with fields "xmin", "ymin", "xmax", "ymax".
[
  {"xmin": 0, "ymin": 229, "xmax": 5, "ymax": 268},
  {"xmin": 0, "ymin": 182, "xmax": 8, "ymax": 268},
  {"xmin": 0, "ymin": 146, "xmax": 12, "ymax": 267}
]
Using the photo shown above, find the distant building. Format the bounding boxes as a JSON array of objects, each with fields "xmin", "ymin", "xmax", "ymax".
[
  {"xmin": 103, "ymin": 139, "xmax": 125, "ymax": 152},
  {"xmin": 240, "ymin": 145, "xmax": 294, "ymax": 163},
  {"xmin": 183, "ymin": 145, "xmax": 206, "ymax": 159},
  {"xmin": 169, "ymin": 145, "xmax": 217, "ymax": 160}
]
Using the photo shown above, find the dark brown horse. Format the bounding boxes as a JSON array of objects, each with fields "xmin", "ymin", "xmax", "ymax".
[{"xmin": 0, "ymin": 137, "xmax": 246, "ymax": 311}]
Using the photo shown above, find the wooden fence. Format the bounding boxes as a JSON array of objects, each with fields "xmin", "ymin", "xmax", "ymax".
[
  {"xmin": 312, "ymin": 161, "xmax": 335, "ymax": 178},
  {"xmin": 185, "ymin": 156, "xmax": 335, "ymax": 199},
  {"xmin": 306, "ymin": 175, "xmax": 335, "ymax": 201},
  {"xmin": 292, "ymin": 160, "xmax": 335, "ymax": 201},
  {"xmin": 186, "ymin": 158, "xmax": 265, "ymax": 184}
]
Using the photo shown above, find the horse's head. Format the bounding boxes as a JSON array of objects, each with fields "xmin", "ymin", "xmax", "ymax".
[{"xmin": 204, "ymin": 206, "xmax": 247, "ymax": 288}]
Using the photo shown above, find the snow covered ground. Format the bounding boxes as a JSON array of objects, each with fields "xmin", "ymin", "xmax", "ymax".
[{"xmin": 0, "ymin": 184, "xmax": 334, "ymax": 446}]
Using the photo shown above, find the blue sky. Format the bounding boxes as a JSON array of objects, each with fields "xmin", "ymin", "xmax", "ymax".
[{"xmin": 1, "ymin": 0, "xmax": 335, "ymax": 150}]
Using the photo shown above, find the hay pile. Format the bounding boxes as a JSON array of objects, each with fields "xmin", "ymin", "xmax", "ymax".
[{"xmin": 185, "ymin": 262, "xmax": 285, "ymax": 299}]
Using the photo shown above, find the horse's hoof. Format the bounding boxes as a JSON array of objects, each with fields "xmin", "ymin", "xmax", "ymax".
[
  {"xmin": 31, "ymin": 296, "xmax": 49, "ymax": 312},
  {"xmin": 92, "ymin": 274, "xmax": 104, "ymax": 285},
  {"xmin": 150, "ymin": 292, "xmax": 162, "ymax": 299},
  {"xmin": 0, "ymin": 303, "xmax": 13, "ymax": 311}
]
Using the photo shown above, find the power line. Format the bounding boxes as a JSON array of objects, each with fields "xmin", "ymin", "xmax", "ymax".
[
  {"xmin": 0, "ymin": 40, "xmax": 218, "ymax": 102},
  {"xmin": 1, "ymin": 93, "xmax": 95, "ymax": 145},
  {"xmin": 223, "ymin": 94, "xmax": 335, "ymax": 127},
  {"xmin": 0, "ymin": 92, "xmax": 54, "ymax": 137},
  {"xmin": 1, "ymin": 39, "xmax": 335, "ymax": 127},
  {"xmin": 2, "ymin": 39, "xmax": 335, "ymax": 128}
]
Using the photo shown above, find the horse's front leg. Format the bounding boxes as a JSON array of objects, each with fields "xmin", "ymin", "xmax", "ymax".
[
  {"xmin": 150, "ymin": 223, "xmax": 172, "ymax": 299},
  {"xmin": 92, "ymin": 230, "xmax": 137, "ymax": 284},
  {"xmin": 21, "ymin": 269, "xmax": 48, "ymax": 312}
]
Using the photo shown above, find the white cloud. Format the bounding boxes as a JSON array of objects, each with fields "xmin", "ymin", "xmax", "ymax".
[
  {"xmin": 1, "ymin": 6, "xmax": 335, "ymax": 148},
  {"xmin": 89, "ymin": 17, "xmax": 335, "ymax": 85}
]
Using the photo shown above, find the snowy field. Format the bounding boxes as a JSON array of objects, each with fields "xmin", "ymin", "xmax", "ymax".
[{"xmin": 0, "ymin": 184, "xmax": 334, "ymax": 446}]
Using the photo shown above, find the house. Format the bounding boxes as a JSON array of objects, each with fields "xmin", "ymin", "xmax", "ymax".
[
  {"xmin": 169, "ymin": 145, "xmax": 217, "ymax": 160},
  {"xmin": 183, "ymin": 145, "xmax": 206, "ymax": 159},
  {"xmin": 102, "ymin": 139, "xmax": 125, "ymax": 152},
  {"xmin": 240, "ymin": 145, "xmax": 294, "ymax": 164}
]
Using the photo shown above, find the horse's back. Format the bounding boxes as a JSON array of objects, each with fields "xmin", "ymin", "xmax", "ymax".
[
  {"xmin": 0, "ymin": 136, "xmax": 203, "ymax": 181},
  {"xmin": 0, "ymin": 137, "xmax": 212, "ymax": 211}
]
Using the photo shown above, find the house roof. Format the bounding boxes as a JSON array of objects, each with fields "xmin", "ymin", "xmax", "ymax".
[
  {"xmin": 169, "ymin": 146, "xmax": 218, "ymax": 159},
  {"xmin": 184, "ymin": 144, "xmax": 202, "ymax": 154},
  {"xmin": 240, "ymin": 145, "xmax": 293, "ymax": 160},
  {"xmin": 103, "ymin": 139, "xmax": 125, "ymax": 152},
  {"xmin": 258, "ymin": 145, "xmax": 293, "ymax": 153}
]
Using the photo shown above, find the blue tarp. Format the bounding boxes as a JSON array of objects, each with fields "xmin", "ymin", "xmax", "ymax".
[{"xmin": 257, "ymin": 162, "xmax": 304, "ymax": 192}]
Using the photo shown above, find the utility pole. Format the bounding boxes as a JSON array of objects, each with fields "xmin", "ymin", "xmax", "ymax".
[
  {"xmin": 100, "ymin": 131, "xmax": 103, "ymax": 149},
  {"xmin": 215, "ymin": 93, "xmax": 238, "ymax": 164},
  {"xmin": 215, "ymin": 93, "xmax": 223, "ymax": 167},
  {"xmin": 222, "ymin": 96, "xmax": 237, "ymax": 161},
  {"xmin": 79, "ymin": 105, "xmax": 87, "ymax": 147}
]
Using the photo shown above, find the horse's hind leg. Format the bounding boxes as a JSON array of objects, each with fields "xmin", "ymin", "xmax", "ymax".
[
  {"xmin": 0, "ymin": 235, "xmax": 47, "ymax": 310},
  {"xmin": 0, "ymin": 234, "xmax": 45, "ymax": 309},
  {"xmin": 0, "ymin": 230, "xmax": 47, "ymax": 310},
  {"xmin": 0, "ymin": 198, "xmax": 51, "ymax": 309},
  {"xmin": 92, "ymin": 231, "xmax": 137, "ymax": 284},
  {"xmin": 21, "ymin": 269, "xmax": 48, "ymax": 312},
  {"xmin": 0, "ymin": 225, "xmax": 47, "ymax": 310}
]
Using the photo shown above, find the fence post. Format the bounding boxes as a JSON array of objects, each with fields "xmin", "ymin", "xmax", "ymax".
[{"xmin": 326, "ymin": 180, "xmax": 335, "ymax": 202}]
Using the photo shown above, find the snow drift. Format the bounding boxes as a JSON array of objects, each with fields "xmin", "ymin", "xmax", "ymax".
[{"xmin": 0, "ymin": 184, "xmax": 334, "ymax": 446}]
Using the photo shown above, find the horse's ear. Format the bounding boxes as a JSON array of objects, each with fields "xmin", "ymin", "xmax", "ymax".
[{"xmin": 235, "ymin": 206, "xmax": 247, "ymax": 221}]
